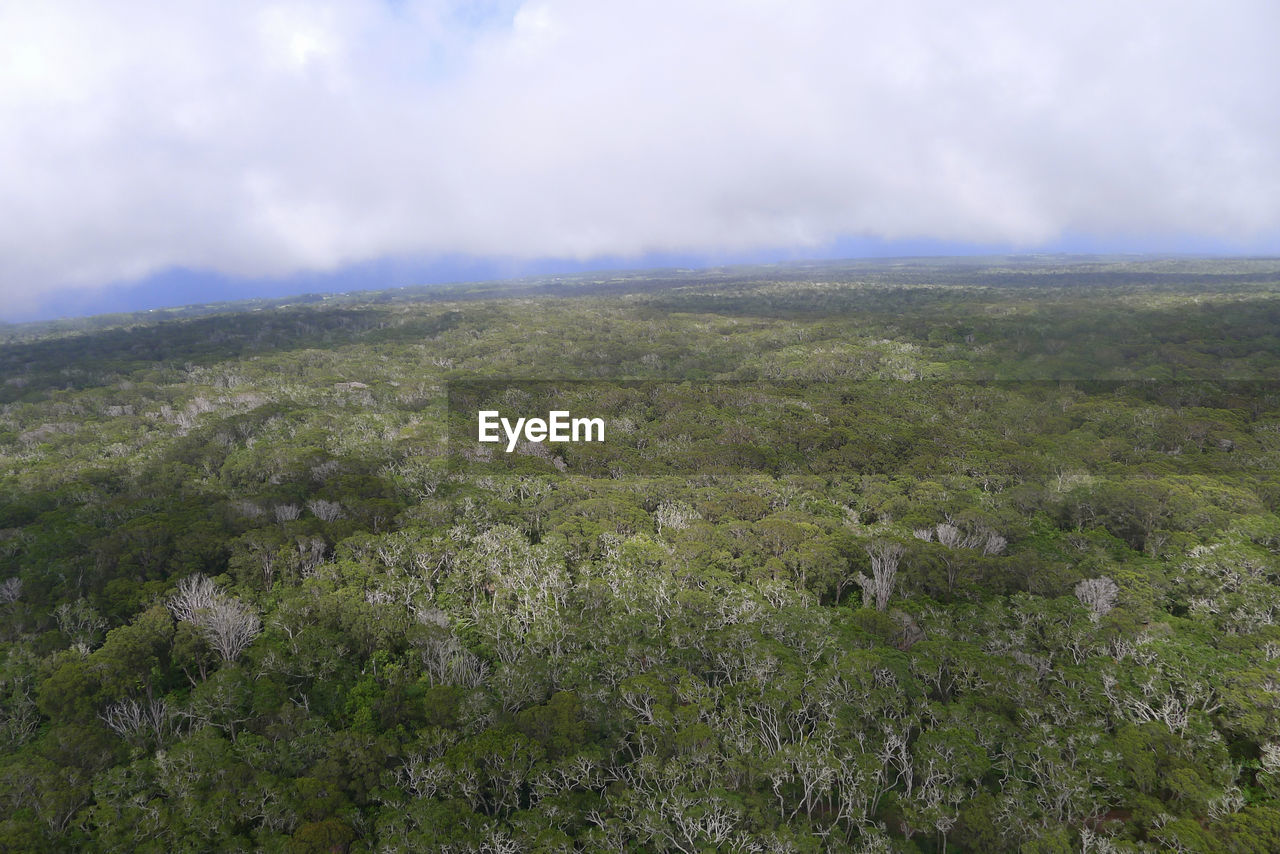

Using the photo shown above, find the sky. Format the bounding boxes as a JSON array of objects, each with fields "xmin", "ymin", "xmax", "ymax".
[{"xmin": 1, "ymin": 0, "xmax": 1278, "ymax": 321}]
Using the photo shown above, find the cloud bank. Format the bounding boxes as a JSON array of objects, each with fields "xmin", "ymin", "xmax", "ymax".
[{"xmin": 1, "ymin": 0, "xmax": 1278, "ymax": 314}]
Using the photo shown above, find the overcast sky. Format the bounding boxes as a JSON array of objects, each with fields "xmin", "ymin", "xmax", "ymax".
[{"xmin": 2, "ymin": 0, "xmax": 1278, "ymax": 319}]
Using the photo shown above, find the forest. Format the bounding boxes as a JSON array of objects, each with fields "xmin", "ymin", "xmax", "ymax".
[{"xmin": 2, "ymin": 257, "xmax": 1280, "ymax": 852}]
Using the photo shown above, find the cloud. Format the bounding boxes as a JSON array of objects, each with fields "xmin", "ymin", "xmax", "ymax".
[{"xmin": 1, "ymin": 0, "xmax": 1278, "ymax": 313}]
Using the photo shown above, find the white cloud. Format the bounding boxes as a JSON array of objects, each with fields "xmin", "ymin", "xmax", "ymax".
[{"xmin": 1, "ymin": 0, "xmax": 1277, "ymax": 312}]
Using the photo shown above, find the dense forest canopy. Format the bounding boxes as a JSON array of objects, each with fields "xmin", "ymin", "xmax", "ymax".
[{"xmin": 2, "ymin": 258, "xmax": 1280, "ymax": 852}]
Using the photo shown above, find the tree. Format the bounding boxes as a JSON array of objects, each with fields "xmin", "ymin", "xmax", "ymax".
[
  {"xmin": 201, "ymin": 595, "xmax": 262, "ymax": 662},
  {"xmin": 54, "ymin": 598, "xmax": 106, "ymax": 652},
  {"xmin": 856, "ymin": 541, "xmax": 905, "ymax": 612},
  {"xmin": 167, "ymin": 574, "xmax": 262, "ymax": 663},
  {"xmin": 1074, "ymin": 576, "xmax": 1119, "ymax": 620}
]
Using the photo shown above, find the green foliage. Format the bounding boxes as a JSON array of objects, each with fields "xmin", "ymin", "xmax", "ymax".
[{"xmin": 2, "ymin": 259, "xmax": 1280, "ymax": 850}]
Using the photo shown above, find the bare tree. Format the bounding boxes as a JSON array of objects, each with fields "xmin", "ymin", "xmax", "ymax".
[
  {"xmin": 230, "ymin": 499, "xmax": 265, "ymax": 520},
  {"xmin": 933, "ymin": 524, "xmax": 965, "ymax": 592},
  {"xmin": 100, "ymin": 697, "xmax": 174, "ymax": 746},
  {"xmin": 167, "ymin": 574, "xmax": 219, "ymax": 624},
  {"xmin": 294, "ymin": 536, "xmax": 328, "ymax": 578},
  {"xmin": 856, "ymin": 541, "xmax": 905, "ymax": 612},
  {"xmin": 978, "ymin": 531, "xmax": 1007, "ymax": 556},
  {"xmin": 168, "ymin": 574, "xmax": 262, "ymax": 662},
  {"xmin": 0, "ymin": 682, "xmax": 39, "ymax": 748},
  {"xmin": 418, "ymin": 631, "xmax": 489, "ymax": 688},
  {"xmin": 54, "ymin": 598, "xmax": 106, "ymax": 652},
  {"xmin": 934, "ymin": 523, "xmax": 963, "ymax": 550},
  {"xmin": 1261, "ymin": 742, "xmax": 1280, "ymax": 774},
  {"xmin": 273, "ymin": 503, "xmax": 301, "ymax": 523},
  {"xmin": 0, "ymin": 577, "xmax": 22, "ymax": 604},
  {"xmin": 202, "ymin": 597, "xmax": 262, "ymax": 662},
  {"xmin": 655, "ymin": 500, "xmax": 701, "ymax": 534},
  {"xmin": 921, "ymin": 521, "xmax": 1007, "ymax": 592},
  {"xmin": 244, "ymin": 536, "xmax": 278, "ymax": 590},
  {"xmin": 1075, "ymin": 577, "xmax": 1119, "ymax": 620},
  {"xmin": 306, "ymin": 498, "xmax": 343, "ymax": 522}
]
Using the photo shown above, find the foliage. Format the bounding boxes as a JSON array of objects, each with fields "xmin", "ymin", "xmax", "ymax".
[{"xmin": 1, "ymin": 258, "xmax": 1279, "ymax": 851}]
